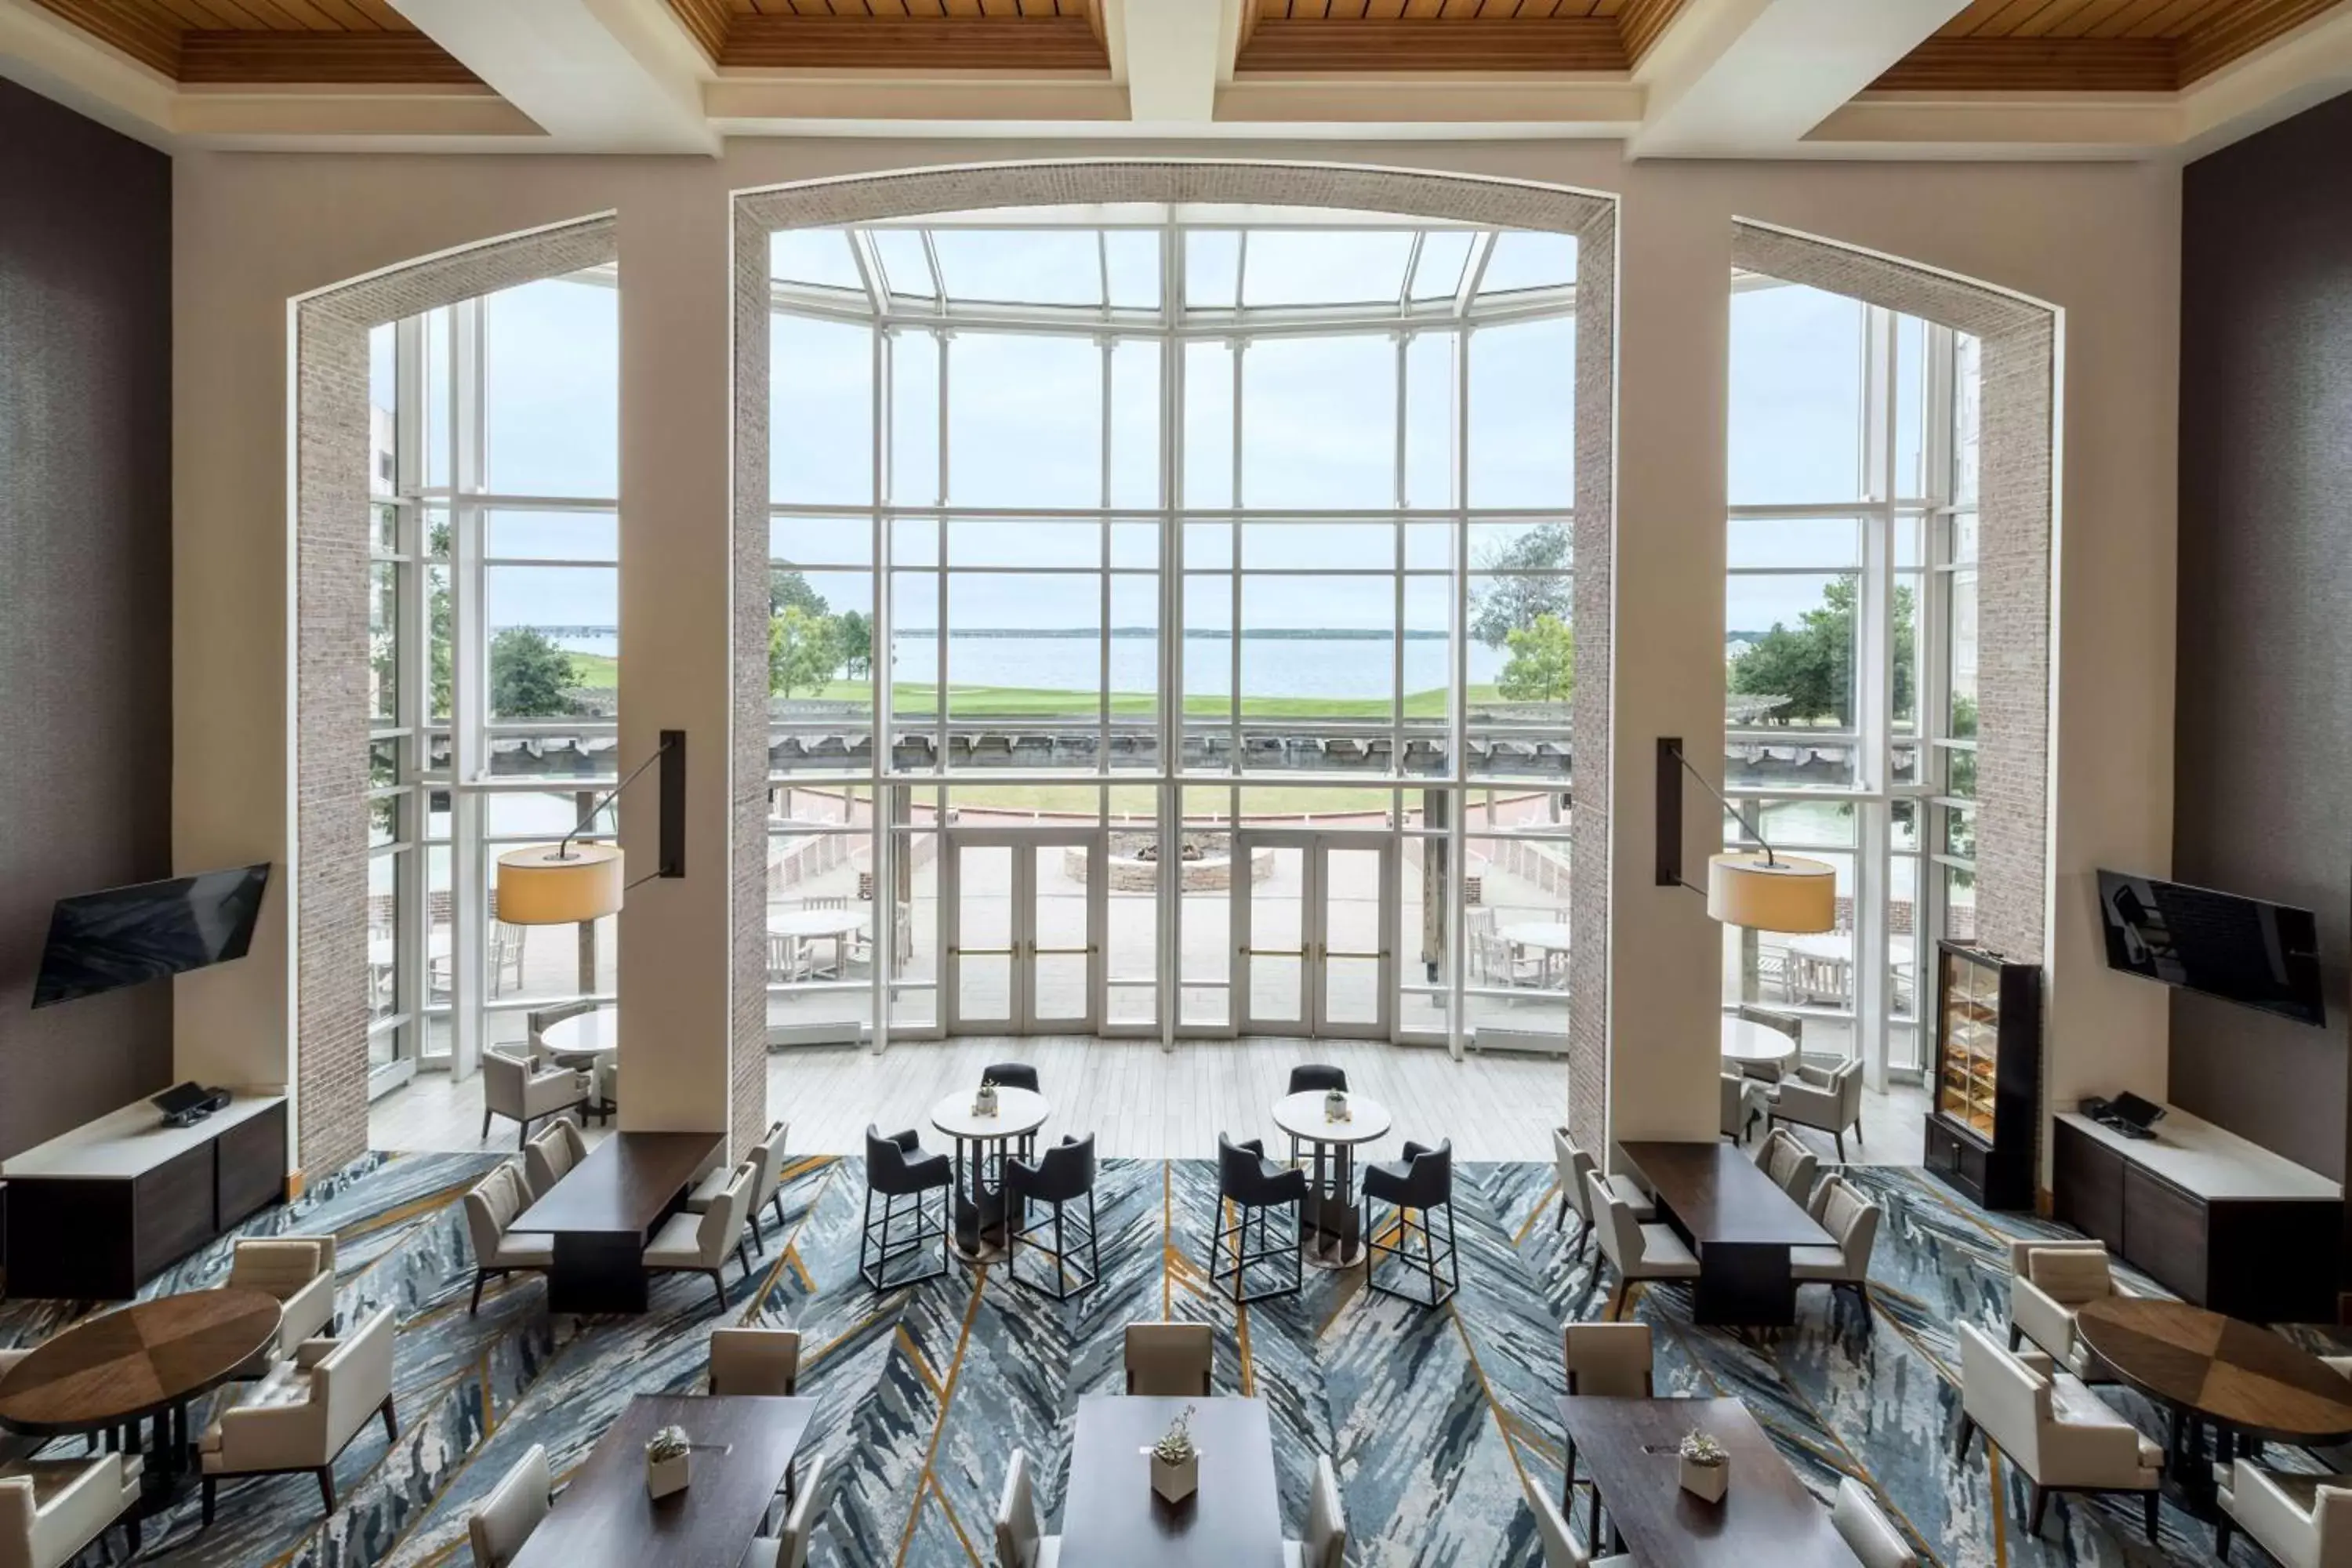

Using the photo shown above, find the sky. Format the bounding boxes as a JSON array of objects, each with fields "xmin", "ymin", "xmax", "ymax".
[{"xmin": 371, "ymin": 227, "xmax": 1950, "ymax": 646}]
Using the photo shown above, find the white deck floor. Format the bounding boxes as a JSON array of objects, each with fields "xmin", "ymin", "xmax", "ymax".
[{"xmin": 369, "ymin": 1033, "xmax": 1929, "ymax": 1168}]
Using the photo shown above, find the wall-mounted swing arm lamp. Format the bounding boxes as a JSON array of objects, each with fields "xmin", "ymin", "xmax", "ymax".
[
  {"xmin": 495, "ymin": 730, "xmax": 685, "ymax": 926},
  {"xmin": 1654, "ymin": 736, "xmax": 1835, "ymax": 935}
]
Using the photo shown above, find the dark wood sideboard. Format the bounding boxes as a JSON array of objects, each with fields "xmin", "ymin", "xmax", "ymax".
[
  {"xmin": 2053, "ymin": 1108, "xmax": 2340, "ymax": 1325},
  {"xmin": 1, "ymin": 1094, "xmax": 287, "ymax": 1301}
]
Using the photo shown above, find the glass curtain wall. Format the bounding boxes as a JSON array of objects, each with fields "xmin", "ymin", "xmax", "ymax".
[
  {"xmin": 763, "ymin": 207, "xmax": 1578, "ymax": 1050},
  {"xmin": 367, "ymin": 268, "xmax": 622, "ymax": 1093},
  {"xmin": 1722, "ymin": 274, "xmax": 1978, "ymax": 1080}
]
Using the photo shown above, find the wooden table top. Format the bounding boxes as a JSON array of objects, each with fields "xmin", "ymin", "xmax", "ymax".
[
  {"xmin": 0, "ymin": 1288, "xmax": 282, "ymax": 1435},
  {"xmin": 509, "ymin": 1131, "xmax": 719, "ymax": 1238},
  {"xmin": 2074, "ymin": 1298, "xmax": 2352, "ymax": 1443},
  {"xmin": 1619, "ymin": 1142, "xmax": 1834, "ymax": 1249},
  {"xmin": 1058, "ymin": 1396, "xmax": 1286, "ymax": 1568},
  {"xmin": 1557, "ymin": 1396, "xmax": 1862, "ymax": 1568},
  {"xmin": 508, "ymin": 1394, "xmax": 813, "ymax": 1568}
]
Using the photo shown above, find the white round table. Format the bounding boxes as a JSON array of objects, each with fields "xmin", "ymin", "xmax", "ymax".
[
  {"xmin": 929, "ymin": 1087, "xmax": 1051, "ymax": 1264},
  {"xmin": 1720, "ymin": 1017, "xmax": 1798, "ymax": 1068},
  {"xmin": 769, "ymin": 907, "xmax": 869, "ymax": 978},
  {"xmin": 539, "ymin": 1005, "xmax": 619, "ymax": 1062},
  {"xmin": 1497, "ymin": 920, "xmax": 1572, "ymax": 988},
  {"xmin": 1782, "ymin": 932, "xmax": 1915, "ymax": 964},
  {"xmin": 366, "ymin": 931, "xmax": 451, "ymax": 968},
  {"xmin": 1272, "ymin": 1090, "xmax": 1393, "ymax": 1270}
]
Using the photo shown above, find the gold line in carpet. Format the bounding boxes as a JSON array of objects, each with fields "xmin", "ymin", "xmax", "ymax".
[
  {"xmin": 1514, "ymin": 1179, "xmax": 1562, "ymax": 1247},
  {"xmin": 892, "ymin": 1265, "xmax": 989, "ymax": 1568}
]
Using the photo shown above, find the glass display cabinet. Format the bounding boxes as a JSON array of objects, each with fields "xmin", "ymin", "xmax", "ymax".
[{"xmin": 1923, "ymin": 941, "xmax": 2042, "ymax": 1210}]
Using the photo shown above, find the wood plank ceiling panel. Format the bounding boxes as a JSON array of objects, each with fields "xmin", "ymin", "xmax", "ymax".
[
  {"xmin": 722, "ymin": 13, "xmax": 1108, "ymax": 68},
  {"xmin": 178, "ymin": 31, "xmax": 479, "ymax": 80},
  {"xmin": 742, "ymin": 0, "xmax": 1094, "ymax": 12},
  {"xmin": 24, "ymin": 0, "xmax": 183, "ymax": 72},
  {"xmin": 1886, "ymin": 0, "xmax": 2346, "ymax": 89},
  {"xmin": 1237, "ymin": 15, "xmax": 1627, "ymax": 68},
  {"xmin": 1616, "ymin": 0, "xmax": 1682, "ymax": 61}
]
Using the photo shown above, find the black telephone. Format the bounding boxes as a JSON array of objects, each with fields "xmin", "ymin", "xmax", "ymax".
[{"xmin": 2078, "ymin": 1093, "xmax": 2161, "ymax": 1140}]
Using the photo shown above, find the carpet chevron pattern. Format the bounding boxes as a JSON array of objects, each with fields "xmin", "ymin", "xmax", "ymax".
[{"xmin": 2, "ymin": 1147, "xmax": 2343, "ymax": 1566}]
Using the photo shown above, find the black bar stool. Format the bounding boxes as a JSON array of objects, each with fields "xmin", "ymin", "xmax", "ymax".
[
  {"xmin": 982, "ymin": 1061, "xmax": 1043, "ymax": 1169},
  {"xmin": 860, "ymin": 1124, "xmax": 953, "ymax": 1292},
  {"xmin": 1004, "ymin": 1134, "xmax": 1099, "ymax": 1301},
  {"xmin": 1363, "ymin": 1138, "xmax": 1458, "ymax": 1308},
  {"xmin": 1284, "ymin": 1065, "xmax": 1347, "ymax": 1165},
  {"xmin": 1210, "ymin": 1134, "xmax": 1308, "ymax": 1303}
]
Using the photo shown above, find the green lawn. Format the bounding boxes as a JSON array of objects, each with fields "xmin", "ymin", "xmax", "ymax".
[{"xmin": 566, "ymin": 656, "xmax": 1519, "ymax": 723}]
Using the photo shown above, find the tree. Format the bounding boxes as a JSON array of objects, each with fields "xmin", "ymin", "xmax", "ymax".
[
  {"xmin": 428, "ymin": 523, "xmax": 454, "ymax": 718},
  {"xmin": 769, "ymin": 605, "xmax": 837, "ymax": 699},
  {"xmin": 1497, "ymin": 613, "xmax": 1574, "ymax": 702},
  {"xmin": 1727, "ymin": 576, "xmax": 1913, "ymax": 726},
  {"xmin": 1467, "ymin": 521, "xmax": 1572, "ymax": 649},
  {"xmin": 833, "ymin": 608, "xmax": 873, "ymax": 681},
  {"xmin": 771, "ymin": 568, "xmax": 829, "ymax": 619},
  {"xmin": 489, "ymin": 626, "xmax": 577, "ymax": 717}
]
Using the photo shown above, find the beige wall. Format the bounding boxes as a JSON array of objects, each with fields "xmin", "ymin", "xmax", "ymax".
[{"xmin": 172, "ymin": 139, "xmax": 2178, "ymax": 1174}]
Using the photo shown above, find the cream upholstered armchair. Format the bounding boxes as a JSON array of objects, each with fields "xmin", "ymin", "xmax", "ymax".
[
  {"xmin": 222, "ymin": 1236, "xmax": 338, "ymax": 1369},
  {"xmin": 200, "ymin": 1306, "xmax": 398, "ymax": 1525},
  {"xmin": 993, "ymin": 1450, "xmax": 1061, "ymax": 1568},
  {"xmin": 1720, "ymin": 1073, "xmax": 1766, "ymax": 1142},
  {"xmin": 1552, "ymin": 1130, "xmax": 1653, "ymax": 1261},
  {"xmin": 1125, "ymin": 1321, "xmax": 1213, "ymax": 1396},
  {"xmin": 481, "ymin": 1045, "xmax": 588, "ymax": 1146},
  {"xmin": 2217, "ymin": 1459, "xmax": 2352, "ymax": 1567},
  {"xmin": 1792, "ymin": 1175, "xmax": 1882, "ymax": 1322},
  {"xmin": 464, "ymin": 1163, "xmax": 552, "ymax": 1315},
  {"xmin": 467, "ymin": 1444, "xmax": 552, "ymax": 1568},
  {"xmin": 1831, "ymin": 1476, "xmax": 1919, "ymax": 1568},
  {"xmin": 645, "ymin": 1166, "xmax": 754, "ymax": 1315},
  {"xmin": 1284, "ymin": 1455, "xmax": 1348, "ymax": 1568},
  {"xmin": 1584, "ymin": 1170, "xmax": 1698, "ymax": 1321},
  {"xmin": 1955, "ymin": 1322, "xmax": 2161, "ymax": 1541},
  {"xmin": 2008, "ymin": 1240, "xmax": 2128, "ymax": 1376},
  {"xmin": 521, "ymin": 1119, "xmax": 589, "ymax": 1201},
  {"xmin": 1755, "ymin": 1127, "xmax": 1820, "ymax": 1207},
  {"xmin": 0, "ymin": 1453, "xmax": 143, "ymax": 1568},
  {"xmin": 1769, "ymin": 1058, "xmax": 1865, "ymax": 1160}
]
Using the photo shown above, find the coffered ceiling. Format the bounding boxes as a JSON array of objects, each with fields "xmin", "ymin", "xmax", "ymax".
[{"xmin": 2, "ymin": 0, "xmax": 2347, "ymax": 158}]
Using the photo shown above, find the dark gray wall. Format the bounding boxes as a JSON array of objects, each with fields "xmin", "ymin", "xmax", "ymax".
[
  {"xmin": 0, "ymin": 81, "xmax": 173, "ymax": 1162},
  {"xmin": 2172, "ymin": 88, "xmax": 2352, "ymax": 1182}
]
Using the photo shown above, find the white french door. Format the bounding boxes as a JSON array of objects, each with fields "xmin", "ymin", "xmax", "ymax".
[
  {"xmin": 1237, "ymin": 833, "xmax": 1395, "ymax": 1040},
  {"xmin": 945, "ymin": 831, "xmax": 1102, "ymax": 1035}
]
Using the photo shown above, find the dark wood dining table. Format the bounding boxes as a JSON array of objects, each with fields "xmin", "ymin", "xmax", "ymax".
[
  {"xmin": 1558, "ymin": 1396, "xmax": 1862, "ymax": 1568},
  {"xmin": 507, "ymin": 1131, "xmax": 720, "ymax": 1313},
  {"xmin": 0, "ymin": 1287, "xmax": 282, "ymax": 1504},
  {"xmin": 1058, "ymin": 1396, "xmax": 1287, "ymax": 1568},
  {"xmin": 1617, "ymin": 1141, "xmax": 1835, "ymax": 1327},
  {"xmin": 508, "ymin": 1393, "xmax": 813, "ymax": 1568},
  {"xmin": 2075, "ymin": 1297, "xmax": 2352, "ymax": 1517}
]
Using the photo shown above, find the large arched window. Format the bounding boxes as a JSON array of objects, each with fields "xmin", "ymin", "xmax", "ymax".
[{"xmin": 756, "ymin": 202, "xmax": 1582, "ymax": 1055}]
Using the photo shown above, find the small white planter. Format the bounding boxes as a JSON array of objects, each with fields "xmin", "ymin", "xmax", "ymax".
[
  {"xmin": 974, "ymin": 1086, "xmax": 1000, "ymax": 1117},
  {"xmin": 647, "ymin": 1451, "xmax": 691, "ymax": 1501},
  {"xmin": 1150, "ymin": 1450, "xmax": 1199, "ymax": 1505},
  {"xmin": 1679, "ymin": 1455, "xmax": 1727, "ymax": 1504}
]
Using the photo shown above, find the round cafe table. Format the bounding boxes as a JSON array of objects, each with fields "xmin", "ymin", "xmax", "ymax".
[
  {"xmin": 1498, "ymin": 921, "xmax": 1572, "ymax": 986},
  {"xmin": 539, "ymin": 1004, "xmax": 619, "ymax": 1066},
  {"xmin": 2074, "ymin": 1297, "xmax": 2352, "ymax": 1518},
  {"xmin": 1271, "ymin": 1090, "xmax": 1393, "ymax": 1270},
  {"xmin": 1720, "ymin": 1017, "xmax": 1798, "ymax": 1069},
  {"xmin": 0, "ymin": 1289, "xmax": 282, "ymax": 1502},
  {"xmin": 929, "ymin": 1087, "xmax": 1051, "ymax": 1264},
  {"xmin": 769, "ymin": 907, "xmax": 869, "ymax": 978}
]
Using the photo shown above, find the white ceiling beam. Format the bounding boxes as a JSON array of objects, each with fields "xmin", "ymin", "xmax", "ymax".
[
  {"xmin": 2176, "ymin": 2, "xmax": 2352, "ymax": 162},
  {"xmin": 1109, "ymin": 0, "xmax": 1233, "ymax": 124},
  {"xmin": 0, "ymin": 0, "xmax": 177, "ymax": 149},
  {"xmin": 1630, "ymin": 0, "xmax": 1974, "ymax": 159},
  {"xmin": 390, "ymin": 0, "xmax": 716, "ymax": 154}
]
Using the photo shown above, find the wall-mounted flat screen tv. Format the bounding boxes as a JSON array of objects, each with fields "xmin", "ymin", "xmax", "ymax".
[
  {"xmin": 31, "ymin": 864, "xmax": 271, "ymax": 1008},
  {"xmin": 2096, "ymin": 869, "xmax": 2326, "ymax": 1026}
]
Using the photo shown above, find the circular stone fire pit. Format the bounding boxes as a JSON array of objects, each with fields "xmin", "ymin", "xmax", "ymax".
[{"xmin": 1065, "ymin": 830, "xmax": 1274, "ymax": 891}]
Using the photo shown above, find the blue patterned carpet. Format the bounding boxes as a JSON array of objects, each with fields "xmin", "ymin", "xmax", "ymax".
[{"xmin": 2, "ymin": 1148, "xmax": 2341, "ymax": 1566}]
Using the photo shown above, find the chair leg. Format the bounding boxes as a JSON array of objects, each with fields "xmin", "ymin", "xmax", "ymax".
[
  {"xmin": 470, "ymin": 1270, "xmax": 487, "ymax": 1316},
  {"xmin": 1955, "ymin": 1414, "xmax": 1976, "ymax": 1460},
  {"xmin": 2008, "ymin": 1323, "xmax": 2024, "ymax": 1352},
  {"xmin": 1834, "ymin": 1131, "xmax": 1846, "ymax": 1162},
  {"xmin": 1563, "ymin": 1439, "xmax": 1577, "ymax": 1509},
  {"xmin": 380, "ymin": 1396, "xmax": 398, "ymax": 1443},
  {"xmin": 737, "ymin": 1240, "xmax": 753, "ymax": 1281},
  {"xmin": 317, "ymin": 1467, "xmax": 336, "ymax": 1513},
  {"xmin": 2024, "ymin": 1482, "xmax": 2047, "ymax": 1537},
  {"xmin": 749, "ymin": 1207, "xmax": 766, "ymax": 1249},
  {"xmin": 1555, "ymin": 1192, "xmax": 1569, "ymax": 1232},
  {"xmin": 201, "ymin": 1476, "xmax": 216, "ymax": 1526},
  {"xmin": 1606, "ymin": 1277, "xmax": 1628, "ymax": 1322},
  {"xmin": 2217, "ymin": 1515, "xmax": 2234, "ymax": 1561},
  {"xmin": 708, "ymin": 1269, "xmax": 728, "ymax": 1316},
  {"xmin": 123, "ymin": 1512, "xmax": 140, "ymax": 1555},
  {"xmin": 2143, "ymin": 1487, "xmax": 2159, "ymax": 1543},
  {"xmin": 1088, "ymin": 1191, "xmax": 1102, "ymax": 1287},
  {"xmin": 772, "ymin": 1192, "xmax": 788, "ymax": 1232},
  {"xmin": 481, "ymin": 1110, "xmax": 493, "ymax": 1143}
]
